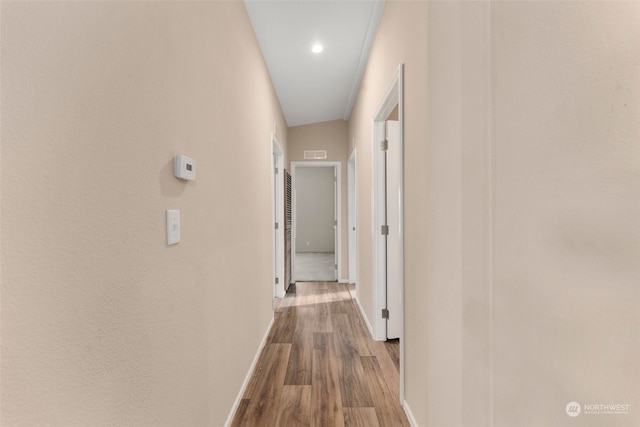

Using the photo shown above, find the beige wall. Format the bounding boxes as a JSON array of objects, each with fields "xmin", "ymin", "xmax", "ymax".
[
  {"xmin": 1, "ymin": 2, "xmax": 287, "ymax": 425},
  {"xmin": 288, "ymin": 120, "xmax": 349, "ymax": 281},
  {"xmin": 490, "ymin": 2, "xmax": 639, "ymax": 425},
  {"xmin": 295, "ymin": 167, "xmax": 336, "ymax": 253},
  {"xmin": 350, "ymin": 0, "xmax": 639, "ymax": 426},
  {"xmin": 348, "ymin": 0, "xmax": 430, "ymax": 422}
]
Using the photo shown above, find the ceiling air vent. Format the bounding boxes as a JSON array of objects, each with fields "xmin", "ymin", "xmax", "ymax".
[{"xmin": 303, "ymin": 150, "xmax": 327, "ymax": 160}]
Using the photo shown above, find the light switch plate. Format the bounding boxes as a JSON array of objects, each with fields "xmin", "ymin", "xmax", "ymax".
[{"xmin": 167, "ymin": 210, "xmax": 180, "ymax": 245}]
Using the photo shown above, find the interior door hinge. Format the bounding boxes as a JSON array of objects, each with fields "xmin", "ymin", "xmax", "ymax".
[
  {"xmin": 381, "ymin": 140, "xmax": 388, "ymax": 151},
  {"xmin": 382, "ymin": 308, "xmax": 389, "ymax": 319},
  {"xmin": 275, "ymin": 167, "xmax": 279, "ymax": 174},
  {"xmin": 275, "ymin": 277, "xmax": 279, "ymax": 284},
  {"xmin": 275, "ymin": 222, "xmax": 279, "ymax": 230},
  {"xmin": 381, "ymin": 225, "xmax": 389, "ymax": 235}
]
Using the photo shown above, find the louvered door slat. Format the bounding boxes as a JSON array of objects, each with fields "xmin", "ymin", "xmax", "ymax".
[{"xmin": 284, "ymin": 170, "xmax": 293, "ymax": 291}]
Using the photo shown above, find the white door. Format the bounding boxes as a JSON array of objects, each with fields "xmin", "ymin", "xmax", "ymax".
[
  {"xmin": 273, "ymin": 153, "xmax": 280, "ymax": 296},
  {"xmin": 272, "ymin": 139, "xmax": 285, "ymax": 298},
  {"xmin": 333, "ymin": 167, "xmax": 338, "ymax": 281},
  {"xmin": 385, "ymin": 120, "xmax": 402, "ymax": 339}
]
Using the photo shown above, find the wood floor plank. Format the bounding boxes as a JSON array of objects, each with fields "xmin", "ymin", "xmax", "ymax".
[
  {"xmin": 234, "ymin": 343, "xmax": 291, "ymax": 426},
  {"xmin": 232, "ymin": 282, "xmax": 405, "ymax": 427},
  {"xmin": 313, "ymin": 284, "xmax": 333, "ymax": 333},
  {"xmin": 275, "ymin": 385, "xmax": 311, "ymax": 427},
  {"xmin": 311, "ymin": 333, "xmax": 344, "ymax": 427},
  {"xmin": 335, "ymin": 283, "xmax": 353, "ymax": 300},
  {"xmin": 231, "ymin": 399, "xmax": 250, "ymax": 426},
  {"xmin": 384, "ymin": 338, "xmax": 400, "ymax": 372},
  {"xmin": 313, "ymin": 299, "xmax": 332, "ymax": 333},
  {"xmin": 294, "ymin": 282, "xmax": 316, "ymax": 306},
  {"xmin": 285, "ymin": 306, "xmax": 314, "ymax": 385},
  {"xmin": 328, "ymin": 300, "xmax": 347, "ymax": 315},
  {"xmin": 345, "ymin": 299, "xmax": 372, "ymax": 338},
  {"xmin": 275, "ymin": 289, "xmax": 296, "ymax": 311},
  {"xmin": 270, "ymin": 308, "xmax": 297, "ymax": 344},
  {"xmin": 361, "ymin": 356, "xmax": 411, "ymax": 427},
  {"xmin": 343, "ymin": 407, "xmax": 381, "ymax": 427},
  {"xmin": 366, "ymin": 340, "xmax": 401, "ymax": 403},
  {"xmin": 335, "ymin": 308, "xmax": 372, "ymax": 357},
  {"xmin": 332, "ymin": 314, "xmax": 374, "ymax": 408}
]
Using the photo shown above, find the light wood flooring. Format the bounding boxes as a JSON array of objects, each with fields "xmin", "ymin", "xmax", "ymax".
[{"xmin": 231, "ymin": 282, "xmax": 409, "ymax": 427}]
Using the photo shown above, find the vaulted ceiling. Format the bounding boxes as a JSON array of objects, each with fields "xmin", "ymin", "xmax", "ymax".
[{"xmin": 244, "ymin": 0, "xmax": 386, "ymax": 127}]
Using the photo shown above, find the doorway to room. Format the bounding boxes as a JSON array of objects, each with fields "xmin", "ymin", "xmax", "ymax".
[
  {"xmin": 272, "ymin": 134, "xmax": 286, "ymax": 298},
  {"xmin": 372, "ymin": 64, "xmax": 405, "ymax": 401},
  {"xmin": 347, "ymin": 149, "xmax": 357, "ymax": 285},
  {"xmin": 291, "ymin": 162, "xmax": 342, "ymax": 282}
]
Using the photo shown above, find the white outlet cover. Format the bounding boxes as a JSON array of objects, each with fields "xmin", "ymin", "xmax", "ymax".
[{"xmin": 167, "ymin": 210, "xmax": 180, "ymax": 245}]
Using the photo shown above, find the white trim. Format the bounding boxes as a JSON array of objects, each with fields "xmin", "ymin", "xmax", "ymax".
[
  {"xmin": 291, "ymin": 161, "xmax": 343, "ymax": 283},
  {"xmin": 347, "ymin": 149, "xmax": 358, "ymax": 285},
  {"xmin": 371, "ymin": 120, "xmax": 387, "ymax": 341},
  {"xmin": 224, "ymin": 317, "xmax": 274, "ymax": 427},
  {"xmin": 371, "ymin": 64, "xmax": 405, "ymax": 402},
  {"xmin": 354, "ymin": 294, "xmax": 374, "ymax": 338},
  {"xmin": 272, "ymin": 134, "xmax": 285, "ymax": 298},
  {"xmin": 402, "ymin": 400, "xmax": 419, "ymax": 427}
]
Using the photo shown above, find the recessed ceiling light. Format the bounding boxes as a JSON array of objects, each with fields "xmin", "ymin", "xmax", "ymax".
[{"xmin": 312, "ymin": 44, "xmax": 323, "ymax": 54}]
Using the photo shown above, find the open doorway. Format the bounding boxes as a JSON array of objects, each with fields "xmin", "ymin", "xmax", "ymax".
[
  {"xmin": 291, "ymin": 162, "xmax": 342, "ymax": 282},
  {"xmin": 372, "ymin": 64, "xmax": 405, "ymax": 401},
  {"xmin": 272, "ymin": 134, "xmax": 285, "ymax": 298},
  {"xmin": 347, "ymin": 149, "xmax": 357, "ymax": 285}
]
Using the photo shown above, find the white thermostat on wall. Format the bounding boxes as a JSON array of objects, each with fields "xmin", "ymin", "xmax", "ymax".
[{"xmin": 174, "ymin": 155, "xmax": 196, "ymax": 181}]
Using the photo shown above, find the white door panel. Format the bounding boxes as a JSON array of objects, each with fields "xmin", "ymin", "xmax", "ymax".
[{"xmin": 386, "ymin": 120, "xmax": 402, "ymax": 339}]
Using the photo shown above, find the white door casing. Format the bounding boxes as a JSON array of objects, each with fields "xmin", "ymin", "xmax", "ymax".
[
  {"xmin": 372, "ymin": 119, "xmax": 388, "ymax": 340},
  {"xmin": 291, "ymin": 161, "xmax": 342, "ymax": 283},
  {"xmin": 333, "ymin": 167, "xmax": 338, "ymax": 281},
  {"xmin": 272, "ymin": 134, "xmax": 285, "ymax": 298},
  {"xmin": 348, "ymin": 150, "xmax": 357, "ymax": 285},
  {"xmin": 371, "ymin": 63, "xmax": 404, "ymax": 401}
]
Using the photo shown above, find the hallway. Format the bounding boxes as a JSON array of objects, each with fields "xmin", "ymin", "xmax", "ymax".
[{"xmin": 231, "ymin": 282, "xmax": 409, "ymax": 426}]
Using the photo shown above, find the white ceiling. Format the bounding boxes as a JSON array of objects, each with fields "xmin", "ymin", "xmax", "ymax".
[{"xmin": 244, "ymin": 0, "xmax": 386, "ymax": 127}]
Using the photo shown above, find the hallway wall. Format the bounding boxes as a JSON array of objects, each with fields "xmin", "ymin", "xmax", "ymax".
[
  {"xmin": 1, "ymin": 2, "xmax": 287, "ymax": 425},
  {"xmin": 489, "ymin": 2, "xmax": 639, "ymax": 425},
  {"xmin": 348, "ymin": 0, "xmax": 430, "ymax": 422},
  {"xmin": 350, "ymin": 1, "xmax": 639, "ymax": 426},
  {"xmin": 295, "ymin": 167, "xmax": 336, "ymax": 253}
]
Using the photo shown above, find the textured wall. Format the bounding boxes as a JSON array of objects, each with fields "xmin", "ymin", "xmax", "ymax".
[
  {"xmin": 350, "ymin": 0, "xmax": 639, "ymax": 425},
  {"xmin": 1, "ymin": 2, "xmax": 287, "ymax": 425},
  {"xmin": 491, "ymin": 2, "xmax": 639, "ymax": 425},
  {"xmin": 295, "ymin": 167, "xmax": 336, "ymax": 253},
  {"xmin": 348, "ymin": 0, "xmax": 429, "ymax": 422}
]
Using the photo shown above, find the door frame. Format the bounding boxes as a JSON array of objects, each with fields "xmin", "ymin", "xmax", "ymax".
[
  {"xmin": 291, "ymin": 161, "xmax": 342, "ymax": 283},
  {"xmin": 371, "ymin": 64, "xmax": 405, "ymax": 400},
  {"xmin": 272, "ymin": 133, "xmax": 285, "ymax": 298},
  {"xmin": 348, "ymin": 149, "xmax": 357, "ymax": 285}
]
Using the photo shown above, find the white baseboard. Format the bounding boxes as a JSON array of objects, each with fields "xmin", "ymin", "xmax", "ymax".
[
  {"xmin": 403, "ymin": 399, "xmax": 419, "ymax": 426},
  {"xmin": 224, "ymin": 316, "xmax": 274, "ymax": 427},
  {"xmin": 339, "ymin": 278, "xmax": 350, "ymax": 284},
  {"xmin": 353, "ymin": 294, "xmax": 374, "ymax": 338}
]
